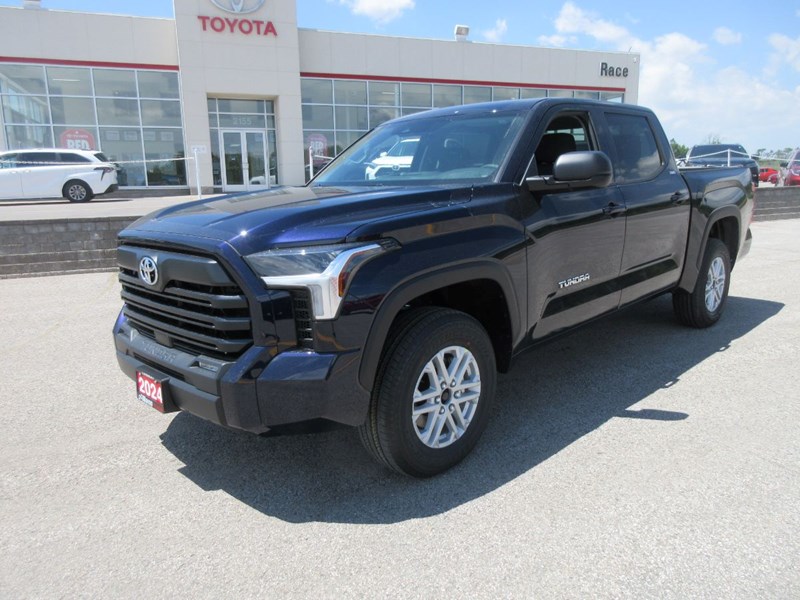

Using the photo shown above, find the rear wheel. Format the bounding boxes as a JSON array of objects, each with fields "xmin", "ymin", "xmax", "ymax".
[
  {"xmin": 358, "ymin": 308, "xmax": 496, "ymax": 477},
  {"xmin": 63, "ymin": 180, "xmax": 93, "ymax": 203},
  {"xmin": 673, "ymin": 238, "xmax": 731, "ymax": 328}
]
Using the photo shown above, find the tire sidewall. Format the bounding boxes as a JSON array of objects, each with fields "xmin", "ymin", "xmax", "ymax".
[
  {"xmin": 378, "ymin": 312, "xmax": 496, "ymax": 477},
  {"xmin": 64, "ymin": 180, "xmax": 90, "ymax": 202},
  {"xmin": 695, "ymin": 239, "xmax": 731, "ymax": 324}
]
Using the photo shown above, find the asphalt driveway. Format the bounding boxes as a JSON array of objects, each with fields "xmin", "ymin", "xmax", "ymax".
[{"xmin": 0, "ymin": 220, "xmax": 798, "ymax": 598}]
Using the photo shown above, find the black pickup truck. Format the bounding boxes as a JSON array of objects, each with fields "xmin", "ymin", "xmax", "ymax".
[{"xmin": 113, "ymin": 98, "xmax": 753, "ymax": 477}]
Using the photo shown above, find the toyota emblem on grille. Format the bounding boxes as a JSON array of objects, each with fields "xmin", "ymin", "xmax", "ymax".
[{"xmin": 139, "ymin": 256, "xmax": 159, "ymax": 286}]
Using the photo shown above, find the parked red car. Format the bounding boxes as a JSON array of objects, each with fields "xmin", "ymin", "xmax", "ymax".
[
  {"xmin": 759, "ymin": 167, "xmax": 778, "ymax": 182},
  {"xmin": 784, "ymin": 149, "xmax": 800, "ymax": 186}
]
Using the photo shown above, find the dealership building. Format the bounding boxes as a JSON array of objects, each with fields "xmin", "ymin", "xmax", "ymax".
[{"xmin": 0, "ymin": 0, "xmax": 640, "ymax": 192}]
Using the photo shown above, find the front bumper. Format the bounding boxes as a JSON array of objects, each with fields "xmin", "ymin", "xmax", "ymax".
[{"xmin": 114, "ymin": 311, "xmax": 369, "ymax": 433}]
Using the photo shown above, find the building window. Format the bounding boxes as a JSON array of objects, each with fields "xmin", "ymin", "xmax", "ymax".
[
  {"xmin": 0, "ymin": 62, "xmax": 185, "ymax": 188},
  {"xmin": 401, "ymin": 83, "xmax": 431, "ymax": 108},
  {"xmin": 601, "ymin": 91, "xmax": 625, "ymax": 103},
  {"xmin": 492, "ymin": 87, "xmax": 519, "ymax": 101},
  {"xmin": 300, "ymin": 76, "xmax": 625, "ymax": 180},
  {"xmin": 433, "ymin": 84, "xmax": 462, "ymax": 107},
  {"xmin": 93, "ymin": 69, "xmax": 137, "ymax": 98},
  {"xmin": 46, "ymin": 67, "xmax": 93, "ymax": 96},
  {"xmin": 520, "ymin": 88, "xmax": 547, "ymax": 100},
  {"xmin": 464, "ymin": 86, "xmax": 492, "ymax": 104}
]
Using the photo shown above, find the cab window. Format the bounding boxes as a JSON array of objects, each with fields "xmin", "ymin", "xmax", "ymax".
[{"xmin": 606, "ymin": 113, "xmax": 663, "ymax": 183}]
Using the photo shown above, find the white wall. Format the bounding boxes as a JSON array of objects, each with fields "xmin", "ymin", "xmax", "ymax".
[
  {"xmin": 174, "ymin": 0, "xmax": 304, "ymax": 190},
  {"xmin": 298, "ymin": 29, "xmax": 639, "ymax": 102},
  {"xmin": 0, "ymin": 6, "xmax": 178, "ymax": 66}
]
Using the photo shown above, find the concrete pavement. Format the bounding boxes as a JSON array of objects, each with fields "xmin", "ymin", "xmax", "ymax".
[{"xmin": 0, "ymin": 220, "xmax": 798, "ymax": 598}]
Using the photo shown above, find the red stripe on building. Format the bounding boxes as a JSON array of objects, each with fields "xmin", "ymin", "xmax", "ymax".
[
  {"xmin": 0, "ymin": 56, "xmax": 179, "ymax": 71},
  {"xmin": 300, "ymin": 72, "xmax": 625, "ymax": 93}
]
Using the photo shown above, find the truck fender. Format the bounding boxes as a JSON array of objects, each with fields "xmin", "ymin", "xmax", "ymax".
[
  {"xmin": 357, "ymin": 260, "xmax": 522, "ymax": 391},
  {"xmin": 677, "ymin": 205, "xmax": 740, "ymax": 292}
]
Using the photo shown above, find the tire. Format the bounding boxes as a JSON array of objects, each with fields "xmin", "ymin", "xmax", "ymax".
[
  {"xmin": 358, "ymin": 307, "xmax": 497, "ymax": 477},
  {"xmin": 673, "ymin": 238, "xmax": 731, "ymax": 328},
  {"xmin": 63, "ymin": 180, "xmax": 93, "ymax": 203}
]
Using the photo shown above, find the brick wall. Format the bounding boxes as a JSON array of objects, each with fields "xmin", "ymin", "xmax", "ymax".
[
  {"xmin": 753, "ymin": 187, "xmax": 800, "ymax": 221},
  {"xmin": 0, "ymin": 217, "xmax": 134, "ymax": 279}
]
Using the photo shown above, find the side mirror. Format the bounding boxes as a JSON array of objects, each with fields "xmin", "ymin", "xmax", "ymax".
[
  {"xmin": 527, "ymin": 151, "xmax": 613, "ymax": 192},
  {"xmin": 379, "ymin": 151, "xmax": 388, "ymax": 157}
]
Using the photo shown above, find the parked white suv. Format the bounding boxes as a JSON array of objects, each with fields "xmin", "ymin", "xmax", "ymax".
[
  {"xmin": 0, "ymin": 148, "xmax": 119, "ymax": 202},
  {"xmin": 364, "ymin": 137, "xmax": 419, "ymax": 180}
]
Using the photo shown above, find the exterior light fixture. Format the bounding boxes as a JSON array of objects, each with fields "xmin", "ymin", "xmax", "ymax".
[{"xmin": 454, "ymin": 25, "xmax": 470, "ymax": 42}]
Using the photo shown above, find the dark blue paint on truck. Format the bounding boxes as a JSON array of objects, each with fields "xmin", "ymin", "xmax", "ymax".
[{"xmin": 113, "ymin": 98, "xmax": 753, "ymax": 476}]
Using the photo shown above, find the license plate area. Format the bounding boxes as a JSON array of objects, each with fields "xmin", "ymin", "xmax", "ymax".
[{"xmin": 136, "ymin": 370, "xmax": 178, "ymax": 413}]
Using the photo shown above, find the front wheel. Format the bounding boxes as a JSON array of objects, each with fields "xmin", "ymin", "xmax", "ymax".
[
  {"xmin": 673, "ymin": 238, "xmax": 731, "ymax": 328},
  {"xmin": 63, "ymin": 180, "xmax": 93, "ymax": 203},
  {"xmin": 358, "ymin": 308, "xmax": 496, "ymax": 477}
]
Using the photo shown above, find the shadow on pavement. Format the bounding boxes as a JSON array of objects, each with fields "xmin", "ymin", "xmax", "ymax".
[{"xmin": 160, "ymin": 294, "xmax": 782, "ymax": 523}]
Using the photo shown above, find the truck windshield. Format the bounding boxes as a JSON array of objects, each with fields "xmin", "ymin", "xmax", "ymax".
[{"xmin": 310, "ymin": 109, "xmax": 527, "ymax": 187}]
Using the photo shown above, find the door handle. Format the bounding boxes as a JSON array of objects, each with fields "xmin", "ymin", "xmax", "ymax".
[
  {"xmin": 602, "ymin": 202, "xmax": 626, "ymax": 217},
  {"xmin": 670, "ymin": 191, "xmax": 689, "ymax": 204}
]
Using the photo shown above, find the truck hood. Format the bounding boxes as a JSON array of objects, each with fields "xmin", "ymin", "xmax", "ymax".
[{"xmin": 123, "ymin": 185, "xmax": 466, "ymax": 255}]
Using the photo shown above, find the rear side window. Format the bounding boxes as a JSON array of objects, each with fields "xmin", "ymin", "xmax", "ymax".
[
  {"xmin": 606, "ymin": 113, "xmax": 663, "ymax": 183},
  {"xmin": 0, "ymin": 153, "xmax": 18, "ymax": 168},
  {"xmin": 19, "ymin": 152, "xmax": 58, "ymax": 166},
  {"xmin": 57, "ymin": 152, "xmax": 91, "ymax": 164}
]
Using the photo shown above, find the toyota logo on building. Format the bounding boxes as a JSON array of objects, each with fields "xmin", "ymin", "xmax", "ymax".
[
  {"xmin": 139, "ymin": 256, "xmax": 159, "ymax": 286},
  {"xmin": 210, "ymin": 0, "xmax": 265, "ymax": 14}
]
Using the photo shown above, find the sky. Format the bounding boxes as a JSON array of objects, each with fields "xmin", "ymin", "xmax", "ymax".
[{"xmin": 2, "ymin": 0, "xmax": 798, "ymax": 154}]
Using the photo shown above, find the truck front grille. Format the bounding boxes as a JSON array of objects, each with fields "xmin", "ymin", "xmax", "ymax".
[{"xmin": 118, "ymin": 247, "xmax": 252, "ymax": 360}]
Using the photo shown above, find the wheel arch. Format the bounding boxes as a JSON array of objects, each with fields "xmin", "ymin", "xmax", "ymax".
[
  {"xmin": 358, "ymin": 261, "xmax": 522, "ymax": 392},
  {"xmin": 678, "ymin": 206, "xmax": 740, "ymax": 292}
]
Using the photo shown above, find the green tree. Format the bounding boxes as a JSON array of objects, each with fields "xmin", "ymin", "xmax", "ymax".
[
  {"xmin": 705, "ymin": 133, "xmax": 722, "ymax": 144},
  {"xmin": 670, "ymin": 138, "xmax": 688, "ymax": 159}
]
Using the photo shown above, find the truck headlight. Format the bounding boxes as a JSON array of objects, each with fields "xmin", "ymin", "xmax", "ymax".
[{"xmin": 245, "ymin": 241, "xmax": 395, "ymax": 320}]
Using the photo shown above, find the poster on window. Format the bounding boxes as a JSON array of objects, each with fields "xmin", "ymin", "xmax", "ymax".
[{"xmin": 59, "ymin": 129, "xmax": 96, "ymax": 151}]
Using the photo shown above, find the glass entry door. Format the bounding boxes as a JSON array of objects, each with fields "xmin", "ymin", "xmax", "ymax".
[{"xmin": 220, "ymin": 130, "xmax": 269, "ymax": 192}]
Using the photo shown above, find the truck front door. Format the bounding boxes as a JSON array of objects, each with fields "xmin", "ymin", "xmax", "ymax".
[{"xmin": 520, "ymin": 108, "xmax": 626, "ymax": 340}]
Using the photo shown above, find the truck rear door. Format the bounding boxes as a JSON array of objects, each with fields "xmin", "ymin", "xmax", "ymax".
[{"xmin": 603, "ymin": 110, "xmax": 691, "ymax": 305}]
